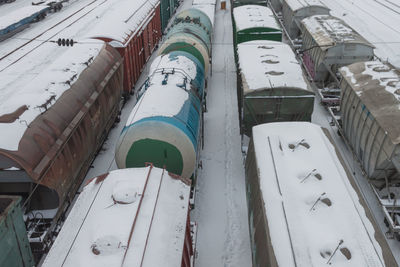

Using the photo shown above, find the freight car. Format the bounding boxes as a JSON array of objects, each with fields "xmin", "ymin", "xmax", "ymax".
[
  {"xmin": 63, "ymin": 0, "xmax": 163, "ymax": 98},
  {"xmin": 232, "ymin": 0, "xmax": 266, "ymax": 8},
  {"xmin": 236, "ymin": 40, "xmax": 314, "ymax": 135},
  {"xmin": 339, "ymin": 61, "xmax": 400, "ymax": 239},
  {"xmin": 115, "ymin": 51, "xmax": 205, "ymax": 179},
  {"xmin": 340, "ymin": 61, "xmax": 400, "ymax": 181},
  {"xmin": 0, "ymin": 196, "xmax": 34, "ymax": 267},
  {"xmin": 245, "ymin": 122, "xmax": 397, "ymax": 267},
  {"xmin": 232, "ymin": 5, "xmax": 282, "ymax": 46},
  {"xmin": 282, "ymin": 0, "xmax": 330, "ymax": 40},
  {"xmin": 301, "ymin": 15, "xmax": 375, "ymax": 86},
  {"xmin": 0, "ymin": 41, "xmax": 123, "ymax": 258},
  {"xmin": 0, "ymin": 6, "xmax": 49, "ymax": 41},
  {"xmin": 42, "ymin": 166, "xmax": 194, "ymax": 267},
  {"xmin": 158, "ymin": 8, "xmax": 213, "ymax": 73}
]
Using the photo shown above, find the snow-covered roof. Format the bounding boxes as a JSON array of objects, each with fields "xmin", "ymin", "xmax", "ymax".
[
  {"xmin": 233, "ymin": 5, "xmax": 281, "ymax": 32},
  {"xmin": 0, "ymin": 41, "xmax": 103, "ymax": 151},
  {"xmin": 237, "ymin": 40, "xmax": 310, "ymax": 94},
  {"xmin": 125, "ymin": 57, "xmax": 195, "ymax": 126},
  {"xmin": 285, "ymin": 0, "xmax": 328, "ymax": 11},
  {"xmin": 0, "ymin": 6, "xmax": 48, "ymax": 31},
  {"xmin": 340, "ymin": 61, "xmax": 400, "ymax": 144},
  {"xmin": 193, "ymin": 4, "xmax": 216, "ymax": 27},
  {"xmin": 302, "ymin": 15, "xmax": 374, "ymax": 49},
  {"xmin": 59, "ymin": 0, "xmax": 159, "ymax": 44},
  {"xmin": 192, "ymin": 0, "xmax": 216, "ymax": 4},
  {"xmin": 252, "ymin": 122, "xmax": 385, "ymax": 266},
  {"xmin": 42, "ymin": 167, "xmax": 191, "ymax": 267}
]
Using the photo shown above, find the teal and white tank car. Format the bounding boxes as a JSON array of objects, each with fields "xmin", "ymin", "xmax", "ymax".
[
  {"xmin": 115, "ymin": 50, "xmax": 207, "ymax": 178},
  {"xmin": 116, "ymin": 7, "xmax": 212, "ymax": 179}
]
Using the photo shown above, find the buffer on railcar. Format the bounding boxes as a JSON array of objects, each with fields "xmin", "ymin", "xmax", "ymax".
[{"xmin": 245, "ymin": 122, "xmax": 397, "ymax": 266}]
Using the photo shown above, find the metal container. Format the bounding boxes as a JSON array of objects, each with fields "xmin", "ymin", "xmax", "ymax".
[
  {"xmin": 158, "ymin": 8, "xmax": 213, "ymax": 72},
  {"xmin": 0, "ymin": 44, "xmax": 123, "ymax": 213},
  {"xmin": 282, "ymin": 0, "xmax": 330, "ymax": 39},
  {"xmin": 232, "ymin": 0, "xmax": 266, "ymax": 8},
  {"xmin": 245, "ymin": 122, "xmax": 397, "ymax": 267},
  {"xmin": 42, "ymin": 167, "xmax": 193, "ymax": 267},
  {"xmin": 237, "ymin": 40, "xmax": 314, "ymax": 135},
  {"xmin": 0, "ymin": 196, "xmax": 34, "ymax": 267},
  {"xmin": 160, "ymin": 0, "xmax": 172, "ymax": 32},
  {"xmin": 340, "ymin": 61, "xmax": 400, "ymax": 181},
  {"xmin": 301, "ymin": 15, "xmax": 374, "ymax": 84},
  {"xmin": 115, "ymin": 52, "xmax": 205, "ymax": 179}
]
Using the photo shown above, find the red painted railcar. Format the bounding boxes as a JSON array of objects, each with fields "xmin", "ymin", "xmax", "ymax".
[{"xmin": 91, "ymin": 0, "xmax": 162, "ymax": 97}]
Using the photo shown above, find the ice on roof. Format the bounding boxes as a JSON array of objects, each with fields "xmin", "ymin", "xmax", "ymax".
[
  {"xmin": 42, "ymin": 167, "xmax": 191, "ymax": 267},
  {"xmin": 302, "ymin": 15, "xmax": 373, "ymax": 49},
  {"xmin": 0, "ymin": 41, "xmax": 103, "ymax": 151},
  {"xmin": 237, "ymin": 40, "xmax": 310, "ymax": 94},
  {"xmin": 233, "ymin": 5, "xmax": 281, "ymax": 32},
  {"xmin": 0, "ymin": 6, "xmax": 48, "ymax": 31},
  {"xmin": 285, "ymin": 0, "xmax": 328, "ymax": 11},
  {"xmin": 252, "ymin": 122, "xmax": 385, "ymax": 267},
  {"xmin": 340, "ymin": 61, "xmax": 400, "ymax": 144}
]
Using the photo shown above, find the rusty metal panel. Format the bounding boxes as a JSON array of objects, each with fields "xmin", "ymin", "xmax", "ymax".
[{"xmin": 0, "ymin": 44, "xmax": 123, "ymax": 211}]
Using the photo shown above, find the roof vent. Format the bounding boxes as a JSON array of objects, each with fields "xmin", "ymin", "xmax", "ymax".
[{"xmin": 112, "ymin": 182, "xmax": 139, "ymax": 204}]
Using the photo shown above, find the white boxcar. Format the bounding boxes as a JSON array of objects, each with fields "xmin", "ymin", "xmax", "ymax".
[
  {"xmin": 282, "ymin": 0, "xmax": 329, "ymax": 39},
  {"xmin": 245, "ymin": 122, "xmax": 396, "ymax": 267},
  {"xmin": 301, "ymin": 15, "xmax": 374, "ymax": 84},
  {"xmin": 42, "ymin": 167, "xmax": 194, "ymax": 267}
]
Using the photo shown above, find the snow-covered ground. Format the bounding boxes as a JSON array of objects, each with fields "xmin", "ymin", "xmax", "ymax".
[
  {"xmin": 192, "ymin": 0, "xmax": 252, "ymax": 266},
  {"xmin": 320, "ymin": 0, "xmax": 400, "ymax": 68}
]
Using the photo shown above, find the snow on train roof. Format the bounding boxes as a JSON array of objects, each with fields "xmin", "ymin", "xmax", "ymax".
[
  {"xmin": 233, "ymin": 5, "xmax": 280, "ymax": 32},
  {"xmin": 60, "ymin": 0, "xmax": 159, "ymax": 44},
  {"xmin": 125, "ymin": 55, "xmax": 197, "ymax": 126},
  {"xmin": 252, "ymin": 122, "xmax": 385, "ymax": 267},
  {"xmin": 237, "ymin": 40, "xmax": 310, "ymax": 94},
  {"xmin": 302, "ymin": 15, "xmax": 374, "ymax": 50},
  {"xmin": 192, "ymin": 0, "xmax": 217, "ymax": 5},
  {"xmin": 340, "ymin": 61, "xmax": 400, "ymax": 144},
  {"xmin": 0, "ymin": 6, "xmax": 48, "ymax": 31},
  {"xmin": 285, "ymin": 0, "xmax": 328, "ymax": 11},
  {"xmin": 42, "ymin": 167, "xmax": 191, "ymax": 267},
  {"xmin": 193, "ymin": 4, "xmax": 215, "ymax": 27},
  {"xmin": 0, "ymin": 41, "xmax": 103, "ymax": 151}
]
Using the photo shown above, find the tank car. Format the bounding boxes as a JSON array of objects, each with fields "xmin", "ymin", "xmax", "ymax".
[
  {"xmin": 115, "ymin": 51, "xmax": 205, "ymax": 179},
  {"xmin": 158, "ymin": 8, "xmax": 213, "ymax": 72}
]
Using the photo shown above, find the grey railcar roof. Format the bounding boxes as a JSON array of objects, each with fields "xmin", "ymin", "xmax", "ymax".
[{"xmin": 302, "ymin": 15, "xmax": 374, "ymax": 50}]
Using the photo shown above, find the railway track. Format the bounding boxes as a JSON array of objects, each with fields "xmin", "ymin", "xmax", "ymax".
[{"xmin": 0, "ymin": 0, "xmax": 110, "ymax": 72}]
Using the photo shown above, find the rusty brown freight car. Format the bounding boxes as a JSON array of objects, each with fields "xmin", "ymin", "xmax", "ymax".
[{"xmin": 0, "ymin": 42, "xmax": 123, "ymax": 215}]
